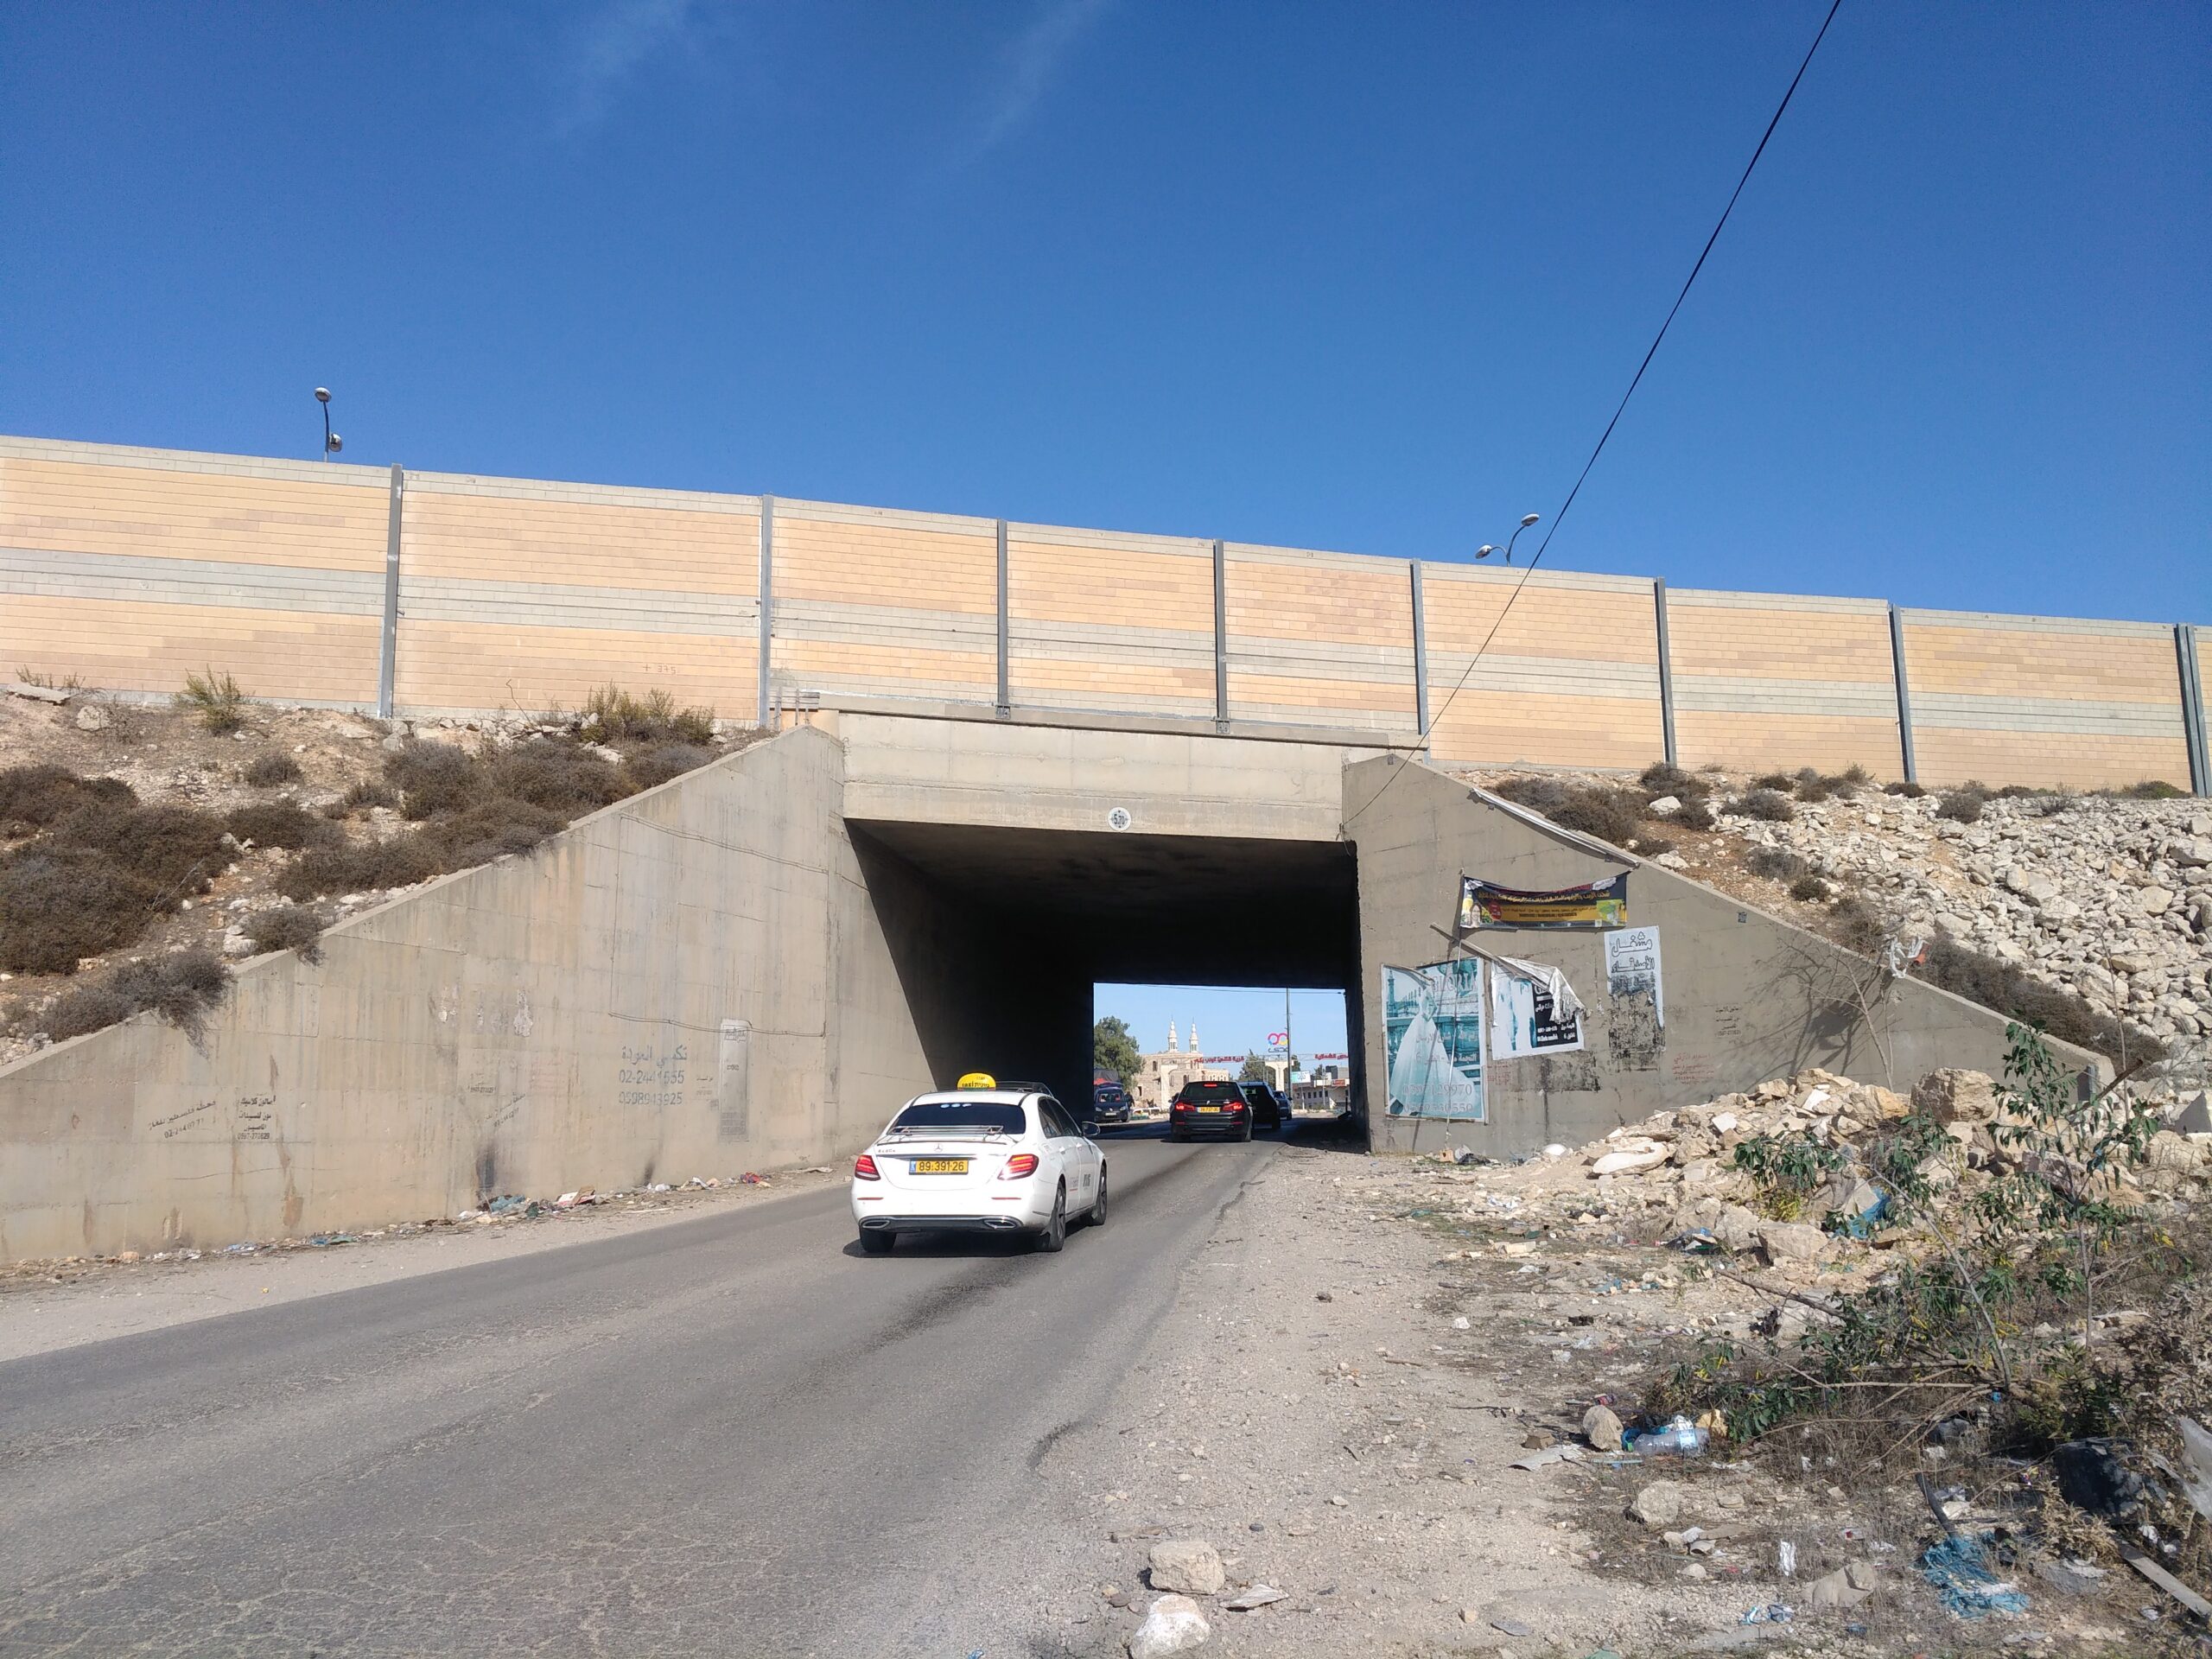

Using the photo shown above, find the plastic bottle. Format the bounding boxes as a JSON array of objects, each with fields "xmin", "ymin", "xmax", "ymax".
[{"xmin": 1636, "ymin": 1414, "xmax": 1710, "ymax": 1458}]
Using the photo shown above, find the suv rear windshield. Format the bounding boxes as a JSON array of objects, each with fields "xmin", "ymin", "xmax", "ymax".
[
  {"xmin": 1173, "ymin": 1080, "xmax": 1243, "ymax": 1105},
  {"xmin": 887, "ymin": 1100, "xmax": 1027, "ymax": 1135},
  {"xmin": 1236, "ymin": 1081, "xmax": 1271, "ymax": 1103},
  {"xmin": 1094, "ymin": 1085, "xmax": 1128, "ymax": 1102}
]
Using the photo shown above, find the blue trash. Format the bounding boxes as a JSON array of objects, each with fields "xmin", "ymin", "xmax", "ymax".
[{"xmin": 1920, "ymin": 1533, "xmax": 2030, "ymax": 1617}]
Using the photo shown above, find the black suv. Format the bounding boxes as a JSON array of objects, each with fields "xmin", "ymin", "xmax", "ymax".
[
  {"xmin": 1091, "ymin": 1082, "xmax": 1134, "ymax": 1127},
  {"xmin": 1169, "ymin": 1078, "xmax": 1250, "ymax": 1141},
  {"xmin": 1236, "ymin": 1079, "xmax": 1287, "ymax": 1132}
]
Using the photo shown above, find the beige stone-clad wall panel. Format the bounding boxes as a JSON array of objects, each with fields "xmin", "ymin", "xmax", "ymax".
[
  {"xmin": 1, "ymin": 595, "xmax": 379, "ymax": 704},
  {"xmin": 1421, "ymin": 573, "xmax": 1661, "ymax": 668},
  {"xmin": 397, "ymin": 620, "xmax": 755, "ymax": 715},
  {"xmin": 773, "ymin": 514, "xmax": 995, "ymax": 613},
  {"xmin": 774, "ymin": 636, "xmax": 995, "ymax": 699},
  {"xmin": 1913, "ymin": 730, "xmax": 2191, "ymax": 792},
  {"xmin": 1669, "ymin": 602, "xmax": 1893, "ymax": 683},
  {"xmin": 1224, "ymin": 554, "xmax": 1410, "ymax": 645},
  {"xmin": 1008, "ymin": 654, "xmax": 1214, "ymax": 715},
  {"xmin": 1428, "ymin": 691, "xmax": 1664, "ymax": 771},
  {"xmin": 1008, "ymin": 535, "xmax": 1211, "ymax": 631},
  {"xmin": 1903, "ymin": 621, "xmax": 2176, "ymax": 701},
  {"xmin": 1, "ymin": 455, "xmax": 386, "ymax": 574},
  {"xmin": 1675, "ymin": 710, "xmax": 1904, "ymax": 779},
  {"xmin": 404, "ymin": 488, "xmax": 756, "ymax": 594}
]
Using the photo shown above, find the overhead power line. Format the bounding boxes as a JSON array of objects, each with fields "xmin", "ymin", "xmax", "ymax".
[{"xmin": 1359, "ymin": 0, "xmax": 1845, "ymax": 818}]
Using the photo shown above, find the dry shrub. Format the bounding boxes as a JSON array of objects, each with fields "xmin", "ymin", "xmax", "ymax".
[
  {"xmin": 1672, "ymin": 798, "xmax": 1715, "ymax": 831},
  {"xmin": 175, "ymin": 668, "xmax": 248, "ymax": 734},
  {"xmin": 1637, "ymin": 763, "xmax": 1702, "ymax": 798},
  {"xmin": 277, "ymin": 834, "xmax": 442, "ymax": 901},
  {"xmin": 1936, "ymin": 786, "xmax": 1986, "ymax": 823},
  {"xmin": 243, "ymin": 752, "xmax": 302, "ymax": 787},
  {"xmin": 385, "ymin": 741, "xmax": 480, "ymax": 819},
  {"xmin": 224, "ymin": 799, "xmax": 335, "ymax": 851},
  {"xmin": 1636, "ymin": 834, "xmax": 1677, "ymax": 856},
  {"xmin": 340, "ymin": 779, "xmax": 399, "ymax": 812},
  {"xmin": 582, "ymin": 684, "xmax": 715, "ymax": 747},
  {"xmin": 44, "ymin": 950, "xmax": 231, "ymax": 1043},
  {"xmin": 1731, "ymin": 788, "xmax": 1796, "ymax": 822},
  {"xmin": 2116, "ymin": 779, "xmax": 2188, "ymax": 799},
  {"xmin": 0, "ymin": 765, "xmax": 136, "ymax": 830},
  {"xmin": 485, "ymin": 739, "xmax": 629, "ymax": 815},
  {"xmin": 1491, "ymin": 776, "xmax": 1644, "ymax": 847},
  {"xmin": 1746, "ymin": 845, "xmax": 1808, "ymax": 882},
  {"xmin": 1788, "ymin": 873, "xmax": 1829, "ymax": 901},
  {"xmin": 51, "ymin": 804, "xmax": 227, "ymax": 897},
  {"xmin": 1751, "ymin": 771, "xmax": 1796, "ymax": 791},
  {"xmin": 1827, "ymin": 892, "xmax": 1888, "ymax": 957},
  {"xmin": 624, "ymin": 742, "xmax": 715, "ymax": 791},
  {"xmin": 244, "ymin": 902, "xmax": 329, "ymax": 964},
  {"xmin": 0, "ymin": 849, "xmax": 168, "ymax": 972},
  {"xmin": 419, "ymin": 798, "xmax": 566, "ymax": 867},
  {"xmin": 1916, "ymin": 935, "xmax": 2162, "ymax": 1065},
  {"xmin": 1885, "ymin": 780, "xmax": 1926, "ymax": 798}
]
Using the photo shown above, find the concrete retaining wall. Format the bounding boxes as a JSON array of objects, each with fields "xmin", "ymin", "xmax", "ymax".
[
  {"xmin": 0, "ymin": 728, "xmax": 936, "ymax": 1263},
  {"xmin": 1346, "ymin": 755, "xmax": 2103, "ymax": 1156}
]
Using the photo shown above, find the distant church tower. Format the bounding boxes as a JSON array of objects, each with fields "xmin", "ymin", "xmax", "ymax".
[{"xmin": 1168, "ymin": 1021, "xmax": 1180, "ymax": 1052}]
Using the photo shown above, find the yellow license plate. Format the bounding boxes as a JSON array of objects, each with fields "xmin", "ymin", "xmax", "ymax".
[
  {"xmin": 1197, "ymin": 1106, "xmax": 1222, "ymax": 1113},
  {"xmin": 912, "ymin": 1158, "xmax": 969, "ymax": 1174}
]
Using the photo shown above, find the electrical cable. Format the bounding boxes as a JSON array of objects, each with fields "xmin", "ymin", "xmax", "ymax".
[{"xmin": 1352, "ymin": 0, "xmax": 1844, "ymax": 823}]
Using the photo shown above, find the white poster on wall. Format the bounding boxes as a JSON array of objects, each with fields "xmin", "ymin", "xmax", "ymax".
[
  {"xmin": 1488, "ymin": 960, "xmax": 1585, "ymax": 1059},
  {"xmin": 1605, "ymin": 926, "xmax": 1663, "ymax": 1027}
]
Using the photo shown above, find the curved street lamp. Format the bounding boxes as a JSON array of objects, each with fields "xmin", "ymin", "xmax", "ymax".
[
  {"xmin": 314, "ymin": 387, "xmax": 342, "ymax": 460},
  {"xmin": 1476, "ymin": 512, "xmax": 1541, "ymax": 564}
]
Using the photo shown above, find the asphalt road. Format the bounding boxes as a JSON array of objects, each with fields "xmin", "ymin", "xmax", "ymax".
[{"xmin": 0, "ymin": 1126, "xmax": 1284, "ymax": 1657}]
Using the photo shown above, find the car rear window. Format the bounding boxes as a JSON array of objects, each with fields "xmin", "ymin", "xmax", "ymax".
[{"xmin": 888, "ymin": 1099, "xmax": 1027, "ymax": 1135}]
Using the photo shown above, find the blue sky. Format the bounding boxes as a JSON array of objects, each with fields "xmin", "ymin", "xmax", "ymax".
[
  {"xmin": 1095, "ymin": 986, "xmax": 1348, "ymax": 1077},
  {"xmin": 2, "ymin": 2, "xmax": 2204, "ymax": 626}
]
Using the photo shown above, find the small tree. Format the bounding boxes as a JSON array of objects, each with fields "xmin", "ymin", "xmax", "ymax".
[
  {"xmin": 1238, "ymin": 1052, "xmax": 1272, "ymax": 1083},
  {"xmin": 1093, "ymin": 1016, "xmax": 1141, "ymax": 1085}
]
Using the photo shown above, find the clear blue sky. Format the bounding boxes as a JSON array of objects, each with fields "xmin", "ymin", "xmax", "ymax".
[{"xmin": 2, "ymin": 3, "xmax": 2204, "ymax": 623}]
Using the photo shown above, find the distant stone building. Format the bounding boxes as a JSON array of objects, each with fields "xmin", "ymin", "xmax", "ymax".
[{"xmin": 1133, "ymin": 1020, "xmax": 1234, "ymax": 1110}]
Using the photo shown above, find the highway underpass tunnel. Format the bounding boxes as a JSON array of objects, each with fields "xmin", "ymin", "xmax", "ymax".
[{"xmin": 845, "ymin": 821, "xmax": 1365, "ymax": 1124}]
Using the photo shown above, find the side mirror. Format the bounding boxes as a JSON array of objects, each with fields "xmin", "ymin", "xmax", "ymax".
[{"xmin": 1082, "ymin": 1122, "xmax": 1101, "ymax": 1137}]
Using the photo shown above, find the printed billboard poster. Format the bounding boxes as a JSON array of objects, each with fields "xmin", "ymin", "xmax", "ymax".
[
  {"xmin": 1604, "ymin": 926, "xmax": 1664, "ymax": 1027},
  {"xmin": 1489, "ymin": 963, "xmax": 1586, "ymax": 1059},
  {"xmin": 1382, "ymin": 957, "xmax": 1486, "ymax": 1120},
  {"xmin": 1458, "ymin": 873, "xmax": 1629, "ymax": 931}
]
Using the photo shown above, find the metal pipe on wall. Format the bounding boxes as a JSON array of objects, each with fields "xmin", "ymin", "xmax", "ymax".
[
  {"xmin": 1653, "ymin": 578, "xmax": 1677, "ymax": 768},
  {"xmin": 378, "ymin": 465, "xmax": 404, "ymax": 719},
  {"xmin": 756, "ymin": 496, "xmax": 775, "ymax": 728},
  {"xmin": 1889, "ymin": 601, "xmax": 1918, "ymax": 785}
]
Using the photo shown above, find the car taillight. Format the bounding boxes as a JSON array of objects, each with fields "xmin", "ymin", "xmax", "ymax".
[
  {"xmin": 999, "ymin": 1154, "xmax": 1039, "ymax": 1180},
  {"xmin": 854, "ymin": 1154, "xmax": 881, "ymax": 1180}
]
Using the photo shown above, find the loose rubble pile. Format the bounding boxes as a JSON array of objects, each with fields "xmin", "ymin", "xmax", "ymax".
[{"xmin": 1751, "ymin": 794, "xmax": 2212, "ymax": 1045}]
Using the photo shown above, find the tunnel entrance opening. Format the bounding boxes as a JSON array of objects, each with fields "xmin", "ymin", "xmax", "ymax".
[
  {"xmin": 1091, "ymin": 983, "xmax": 1350, "ymax": 1118},
  {"xmin": 847, "ymin": 821, "xmax": 1364, "ymax": 1123}
]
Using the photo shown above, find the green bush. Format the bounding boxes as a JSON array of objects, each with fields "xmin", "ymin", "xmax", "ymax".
[{"xmin": 175, "ymin": 668, "xmax": 248, "ymax": 734}]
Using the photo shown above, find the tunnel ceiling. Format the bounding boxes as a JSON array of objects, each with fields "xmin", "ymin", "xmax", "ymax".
[{"xmin": 846, "ymin": 820, "xmax": 1360, "ymax": 988}]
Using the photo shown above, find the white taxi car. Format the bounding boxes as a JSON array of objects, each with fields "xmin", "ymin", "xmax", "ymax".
[{"xmin": 850, "ymin": 1076, "xmax": 1106, "ymax": 1255}]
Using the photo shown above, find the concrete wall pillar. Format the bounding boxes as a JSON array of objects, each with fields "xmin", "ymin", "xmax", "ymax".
[
  {"xmin": 378, "ymin": 464, "xmax": 404, "ymax": 718},
  {"xmin": 1888, "ymin": 601, "xmax": 1918, "ymax": 785},
  {"xmin": 995, "ymin": 519, "xmax": 1011, "ymax": 718},
  {"xmin": 2177, "ymin": 623, "xmax": 2209, "ymax": 797},
  {"xmin": 756, "ymin": 494, "xmax": 775, "ymax": 728},
  {"xmin": 1408, "ymin": 561, "xmax": 1429, "ymax": 745},
  {"xmin": 1211, "ymin": 537, "xmax": 1229, "ymax": 733},
  {"xmin": 1653, "ymin": 577, "xmax": 1677, "ymax": 767}
]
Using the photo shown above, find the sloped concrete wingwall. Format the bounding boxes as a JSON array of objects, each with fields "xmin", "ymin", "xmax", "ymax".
[
  {"xmin": 1346, "ymin": 756, "xmax": 2103, "ymax": 1156},
  {"xmin": 0, "ymin": 728, "xmax": 941, "ymax": 1264}
]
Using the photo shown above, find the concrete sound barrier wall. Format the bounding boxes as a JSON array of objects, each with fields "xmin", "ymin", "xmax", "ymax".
[
  {"xmin": 0, "ymin": 728, "xmax": 950, "ymax": 1264},
  {"xmin": 3, "ymin": 434, "xmax": 2202, "ymax": 792}
]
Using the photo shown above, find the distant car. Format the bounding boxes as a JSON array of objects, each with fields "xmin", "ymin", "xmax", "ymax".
[
  {"xmin": 1169, "ymin": 1078, "xmax": 1251, "ymax": 1141},
  {"xmin": 1091, "ymin": 1083, "xmax": 1134, "ymax": 1126},
  {"xmin": 1236, "ymin": 1079, "xmax": 1287, "ymax": 1131},
  {"xmin": 851, "ymin": 1084, "xmax": 1106, "ymax": 1255}
]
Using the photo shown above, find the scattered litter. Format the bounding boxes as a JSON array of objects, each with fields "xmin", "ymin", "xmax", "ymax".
[
  {"xmin": 1630, "ymin": 1415, "xmax": 1708, "ymax": 1459},
  {"xmin": 1738, "ymin": 1603, "xmax": 1793, "ymax": 1624},
  {"xmin": 1777, "ymin": 1541, "xmax": 1796, "ymax": 1579},
  {"xmin": 1510, "ymin": 1445, "xmax": 1585, "ymax": 1471},
  {"xmin": 740, "ymin": 1172, "xmax": 768, "ymax": 1185},
  {"xmin": 1919, "ymin": 1533, "xmax": 2030, "ymax": 1618}
]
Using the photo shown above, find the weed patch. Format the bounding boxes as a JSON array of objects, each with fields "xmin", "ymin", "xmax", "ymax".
[
  {"xmin": 624, "ymin": 742, "xmax": 715, "ymax": 790},
  {"xmin": 51, "ymin": 804, "xmax": 228, "ymax": 898},
  {"xmin": 0, "ymin": 765, "xmax": 136, "ymax": 831},
  {"xmin": 243, "ymin": 753, "xmax": 302, "ymax": 787},
  {"xmin": 224, "ymin": 799, "xmax": 335, "ymax": 851},
  {"xmin": 581, "ymin": 684, "xmax": 715, "ymax": 747},
  {"xmin": 0, "ymin": 849, "xmax": 168, "ymax": 973},
  {"xmin": 175, "ymin": 668, "xmax": 248, "ymax": 734},
  {"xmin": 244, "ymin": 903, "xmax": 329, "ymax": 964},
  {"xmin": 44, "ymin": 950, "xmax": 231, "ymax": 1044},
  {"xmin": 1491, "ymin": 776, "xmax": 1646, "ymax": 846},
  {"xmin": 1729, "ymin": 788, "xmax": 1796, "ymax": 822},
  {"xmin": 1936, "ymin": 785, "xmax": 1986, "ymax": 823}
]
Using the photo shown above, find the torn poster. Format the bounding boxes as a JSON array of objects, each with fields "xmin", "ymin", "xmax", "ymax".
[
  {"xmin": 1382, "ymin": 957, "xmax": 1486, "ymax": 1120},
  {"xmin": 1489, "ymin": 957, "xmax": 1585, "ymax": 1059},
  {"xmin": 1604, "ymin": 927, "xmax": 1663, "ymax": 1027},
  {"xmin": 1459, "ymin": 873, "xmax": 1628, "ymax": 931}
]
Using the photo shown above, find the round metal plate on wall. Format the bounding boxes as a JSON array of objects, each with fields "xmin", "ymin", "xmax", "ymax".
[{"xmin": 1106, "ymin": 807, "xmax": 1133, "ymax": 832}]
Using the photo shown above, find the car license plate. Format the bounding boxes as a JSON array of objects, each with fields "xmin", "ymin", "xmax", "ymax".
[
  {"xmin": 1197, "ymin": 1106, "xmax": 1221, "ymax": 1114},
  {"xmin": 912, "ymin": 1158, "xmax": 969, "ymax": 1174}
]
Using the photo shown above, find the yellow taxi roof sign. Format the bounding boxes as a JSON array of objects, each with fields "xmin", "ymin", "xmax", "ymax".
[{"xmin": 956, "ymin": 1071, "xmax": 997, "ymax": 1090}]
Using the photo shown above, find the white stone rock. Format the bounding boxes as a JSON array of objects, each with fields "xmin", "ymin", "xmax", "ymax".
[
  {"xmin": 1147, "ymin": 1539, "xmax": 1225, "ymax": 1596},
  {"xmin": 1128, "ymin": 1595, "xmax": 1211, "ymax": 1657}
]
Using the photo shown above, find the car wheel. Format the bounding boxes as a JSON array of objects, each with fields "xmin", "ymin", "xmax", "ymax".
[
  {"xmin": 858, "ymin": 1229, "xmax": 893, "ymax": 1255},
  {"xmin": 1088, "ymin": 1167, "xmax": 1109, "ymax": 1227},
  {"xmin": 1239, "ymin": 1120, "xmax": 1253, "ymax": 1141},
  {"xmin": 1034, "ymin": 1186, "xmax": 1066, "ymax": 1253}
]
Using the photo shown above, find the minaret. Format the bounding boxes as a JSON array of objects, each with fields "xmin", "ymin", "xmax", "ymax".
[
  {"xmin": 1168, "ymin": 1021, "xmax": 1179, "ymax": 1053},
  {"xmin": 1190, "ymin": 1022, "xmax": 1199, "ymax": 1058}
]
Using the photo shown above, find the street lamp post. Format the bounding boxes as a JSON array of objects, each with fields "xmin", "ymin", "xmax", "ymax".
[
  {"xmin": 1476, "ymin": 512, "xmax": 1541, "ymax": 564},
  {"xmin": 314, "ymin": 387, "xmax": 342, "ymax": 461}
]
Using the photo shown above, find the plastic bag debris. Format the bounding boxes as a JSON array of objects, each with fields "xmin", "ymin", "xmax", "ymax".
[
  {"xmin": 1919, "ymin": 1533, "xmax": 2029, "ymax": 1618},
  {"xmin": 1630, "ymin": 1415, "xmax": 1708, "ymax": 1458},
  {"xmin": 1739, "ymin": 1603, "xmax": 1793, "ymax": 1624}
]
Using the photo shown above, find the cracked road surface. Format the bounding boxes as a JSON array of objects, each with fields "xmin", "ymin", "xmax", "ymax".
[{"xmin": 0, "ymin": 1130, "xmax": 1279, "ymax": 1656}]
